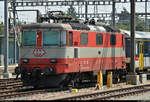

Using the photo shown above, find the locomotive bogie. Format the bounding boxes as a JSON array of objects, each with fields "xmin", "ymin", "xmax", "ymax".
[{"xmin": 22, "ymin": 73, "xmax": 68, "ymax": 88}]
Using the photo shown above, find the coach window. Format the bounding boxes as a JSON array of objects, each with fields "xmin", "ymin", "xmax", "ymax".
[
  {"xmin": 136, "ymin": 43, "xmax": 138, "ymax": 55},
  {"xmin": 144, "ymin": 41, "xmax": 149, "ymax": 55},
  {"xmin": 69, "ymin": 32, "xmax": 73, "ymax": 46},
  {"xmin": 110, "ymin": 34, "xmax": 116, "ymax": 45},
  {"xmin": 80, "ymin": 33, "xmax": 88, "ymax": 45},
  {"xmin": 96, "ymin": 33, "xmax": 103, "ymax": 45}
]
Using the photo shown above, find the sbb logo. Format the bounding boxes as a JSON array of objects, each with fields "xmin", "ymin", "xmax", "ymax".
[{"xmin": 33, "ymin": 48, "xmax": 46, "ymax": 57}]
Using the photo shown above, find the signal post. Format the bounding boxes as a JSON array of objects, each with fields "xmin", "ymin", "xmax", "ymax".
[{"xmin": 3, "ymin": 0, "xmax": 12, "ymax": 78}]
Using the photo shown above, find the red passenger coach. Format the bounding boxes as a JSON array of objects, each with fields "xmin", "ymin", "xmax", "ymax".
[{"xmin": 15, "ymin": 22, "xmax": 126, "ymax": 88}]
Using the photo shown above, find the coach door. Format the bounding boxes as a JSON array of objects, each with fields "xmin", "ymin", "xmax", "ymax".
[{"xmin": 139, "ymin": 42, "xmax": 144, "ymax": 70}]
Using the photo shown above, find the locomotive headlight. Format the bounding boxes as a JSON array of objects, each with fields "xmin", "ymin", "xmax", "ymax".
[
  {"xmin": 50, "ymin": 58, "xmax": 57, "ymax": 63},
  {"xmin": 22, "ymin": 58, "xmax": 29, "ymax": 63}
]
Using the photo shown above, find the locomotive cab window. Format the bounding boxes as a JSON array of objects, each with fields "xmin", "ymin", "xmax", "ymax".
[
  {"xmin": 23, "ymin": 31, "xmax": 37, "ymax": 46},
  {"xmin": 43, "ymin": 31, "xmax": 60, "ymax": 46},
  {"xmin": 80, "ymin": 33, "xmax": 88, "ymax": 45},
  {"xmin": 110, "ymin": 34, "xmax": 116, "ymax": 45},
  {"xmin": 96, "ymin": 33, "xmax": 103, "ymax": 45}
]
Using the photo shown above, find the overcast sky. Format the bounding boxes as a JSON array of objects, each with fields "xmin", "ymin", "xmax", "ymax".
[{"xmin": 0, "ymin": 1, "xmax": 149, "ymax": 23}]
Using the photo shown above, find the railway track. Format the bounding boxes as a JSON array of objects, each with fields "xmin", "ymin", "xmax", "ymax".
[
  {"xmin": 1, "ymin": 81, "xmax": 97, "ymax": 100},
  {"xmin": 0, "ymin": 79, "xmax": 42, "ymax": 100},
  {"xmin": 0, "ymin": 78, "xmax": 21, "ymax": 86},
  {"xmin": 0, "ymin": 78, "xmax": 141, "ymax": 100},
  {"xmin": 0, "ymin": 78, "xmax": 23, "ymax": 90},
  {"xmin": 55, "ymin": 84, "xmax": 150, "ymax": 100},
  {"xmin": 0, "ymin": 78, "xmax": 24, "ymax": 97},
  {"xmin": 0, "ymin": 82, "xmax": 23, "ymax": 88},
  {"xmin": 0, "ymin": 89, "xmax": 46, "ymax": 100},
  {"xmin": 0, "ymin": 78, "xmax": 20, "ymax": 82},
  {"xmin": 1, "ymin": 87, "xmax": 70, "ymax": 100}
]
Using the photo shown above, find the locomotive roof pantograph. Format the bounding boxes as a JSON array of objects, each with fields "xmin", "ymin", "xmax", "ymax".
[{"xmin": 21, "ymin": 10, "xmax": 120, "ymax": 33}]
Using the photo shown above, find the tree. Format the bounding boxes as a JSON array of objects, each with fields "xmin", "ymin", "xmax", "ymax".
[
  {"xmin": 116, "ymin": 24, "xmax": 130, "ymax": 30},
  {"xmin": 117, "ymin": 7, "xmax": 146, "ymax": 31},
  {"xmin": 118, "ymin": 7, "xmax": 130, "ymax": 25},
  {"xmin": 136, "ymin": 18, "xmax": 145, "ymax": 31},
  {"xmin": 67, "ymin": 5, "xmax": 78, "ymax": 19}
]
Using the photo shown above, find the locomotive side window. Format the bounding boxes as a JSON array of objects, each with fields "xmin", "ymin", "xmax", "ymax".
[
  {"xmin": 96, "ymin": 33, "xmax": 103, "ymax": 45},
  {"xmin": 110, "ymin": 34, "xmax": 116, "ymax": 45},
  {"xmin": 69, "ymin": 32, "xmax": 73, "ymax": 46},
  {"xmin": 23, "ymin": 31, "xmax": 36, "ymax": 46},
  {"xmin": 43, "ymin": 31, "xmax": 60, "ymax": 46},
  {"xmin": 80, "ymin": 33, "xmax": 88, "ymax": 45}
]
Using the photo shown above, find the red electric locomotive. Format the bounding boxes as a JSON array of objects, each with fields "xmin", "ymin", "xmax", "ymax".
[{"xmin": 15, "ymin": 11, "xmax": 126, "ymax": 88}]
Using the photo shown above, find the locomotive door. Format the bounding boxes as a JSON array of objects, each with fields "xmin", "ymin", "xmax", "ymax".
[
  {"xmin": 68, "ymin": 31, "xmax": 79, "ymax": 72},
  {"xmin": 139, "ymin": 42, "xmax": 144, "ymax": 70},
  {"xmin": 73, "ymin": 31, "xmax": 79, "ymax": 72}
]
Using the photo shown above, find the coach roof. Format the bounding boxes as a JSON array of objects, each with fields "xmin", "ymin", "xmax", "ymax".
[{"xmin": 121, "ymin": 30, "xmax": 150, "ymax": 38}]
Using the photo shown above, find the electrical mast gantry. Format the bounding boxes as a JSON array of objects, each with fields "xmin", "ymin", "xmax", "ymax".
[{"xmin": 11, "ymin": 0, "xmax": 150, "ymax": 7}]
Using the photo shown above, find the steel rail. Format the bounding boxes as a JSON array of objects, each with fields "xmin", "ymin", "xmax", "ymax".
[
  {"xmin": 0, "ymin": 89, "xmax": 46, "ymax": 99},
  {"xmin": 56, "ymin": 84, "xmax": 150, "ymax": 100},
  {"xmin": 91, "ymin": 88, "xmax": 150, "ymax": 100}
]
